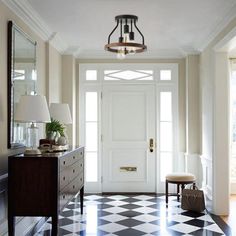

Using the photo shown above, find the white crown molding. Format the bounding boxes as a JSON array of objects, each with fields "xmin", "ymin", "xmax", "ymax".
[
  {"xmin": 181, "ymin": 46, "xmax": 201, "ymax": 56},
  {"xmin": 213, "ymin": 26, "xmax": 236, "ymax": 52},
  {"xmin": 48, "ymin": 32, "xmax": 68, "ymax": 53},
  {"xmin": 2, "ymin": 0, "xmax": 67, "ymax": 54},
  {"xmin": 64, "ymin": 46, "xmax": 81, "ymax": 57},
  {"xmin": 2, "ymin": 0, "xmax": 51, "ymax": 40},
  {"xmin": 197, "ymin": 3, "xmax": 236, "ymax": 52}
]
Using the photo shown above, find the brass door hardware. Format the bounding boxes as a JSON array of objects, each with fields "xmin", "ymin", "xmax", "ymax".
[
  {"xmin": 149, "ymin": 138, "xmax": 154, "ymax": 152},
  {"xmin": 120, "ymin": 167, "xmax": 137, "ymax": 172}
]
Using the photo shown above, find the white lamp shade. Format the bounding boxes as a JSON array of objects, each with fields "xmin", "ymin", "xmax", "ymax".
[
  {"xmin": 15, "ymin": 95, "xmax": 51, "ymax": 123},
  {"xmin": 49, "ymin": 103, "xmax": 72, "ymax": 124}
]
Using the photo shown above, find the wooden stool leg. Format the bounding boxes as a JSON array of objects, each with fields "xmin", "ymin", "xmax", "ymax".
[
  {"xmin": 177, "ymin": 183, "xmax": 180, "ymax": 201},
  {"xmin": 166, "ymin": 180, "xmax": 168, "ymax": 206}
]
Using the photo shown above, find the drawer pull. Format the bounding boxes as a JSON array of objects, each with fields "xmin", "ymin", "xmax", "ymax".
[
  {"xmin": 63, "ymin": 195, "xmax": 65, "ymax": 199},
  {"xmin": 80, "ymin": 164, "xmax": 83, "ymax": 167},
  {"xmin": 73, "ymin": 156, "xmax": 75, "ymax": 159},
  {"xmin": 80, "ymin": 152, "xmax": 83, "ymax": 155},
  {"xmin": 73, "ymin": 169, "xmax": 75, "ymax": 173},
  {"xmin": 73, "ymin": 185, "xmax": 75, "ymax": 189},
  {"xmin": 63, "ymin": 161, "xmax": 66, "ymax": 165},
  {"xmin": 80, "ymin": 178, "xmax": 82, "ymax": 181},
  {"xmin": 63, "ymin": 176, "xmax": 65, "ymax": 181}
]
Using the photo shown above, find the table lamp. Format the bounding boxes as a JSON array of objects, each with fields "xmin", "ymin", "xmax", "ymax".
[
  {"xmin": 49, "ymin": 103, "xmax": 72, "ymax": 145},
  {"xmin": 15, "ymin": 95, "xmax": 51, "ymax": 155}
]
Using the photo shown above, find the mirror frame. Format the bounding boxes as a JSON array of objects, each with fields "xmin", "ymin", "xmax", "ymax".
[{"xmin": 7, "ymin": 21, "xmax": 37, "ymax": 149}]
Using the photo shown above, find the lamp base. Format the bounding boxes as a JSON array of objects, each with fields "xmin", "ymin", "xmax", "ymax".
[{"xmin": 24, "ymin": 148, "xmax": 42, "ymax": 156}]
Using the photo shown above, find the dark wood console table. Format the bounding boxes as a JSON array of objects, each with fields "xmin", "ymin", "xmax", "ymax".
[{"xmin": 8, "ymin": 146, "xmax": 84, "ymax": 236}]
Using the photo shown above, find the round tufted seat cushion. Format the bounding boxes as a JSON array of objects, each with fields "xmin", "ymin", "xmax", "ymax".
[
  {"xmin": 166, "ymin": 172, "xmax": 195, "ymax": 182},
  {"xmin": 165, "ymin": 172, "xmax": 196, "ymax": 205}
]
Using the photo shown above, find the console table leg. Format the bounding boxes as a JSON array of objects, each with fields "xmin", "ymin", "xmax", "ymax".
[
  {"xmin": 51, "ymin": 215, "xmax": 58, "ymax": 236},
  {"xmin": 8, "ymin": 215, "xmax": 15, "ymax": 236},
  {"xmin": 80, "ymin": 186, "xmax": 84, "ymax": 214}
]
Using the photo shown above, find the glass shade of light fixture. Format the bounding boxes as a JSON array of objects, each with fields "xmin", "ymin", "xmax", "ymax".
[
  {"xmin": 105, "ymin": 15, "xmax": 147, "ymax": 59},
  {"xmin": 49, "ymin": 103, "xmax": 72, "ymax": 145},
  {"xmin": 15, "ymin": 95, "xmax": 50, "ymax": 155},
  {"xmin": 117, "ymin": 48, "xmax": 126, "ymax": 60}
]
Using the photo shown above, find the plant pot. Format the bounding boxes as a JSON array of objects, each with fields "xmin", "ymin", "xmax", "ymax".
[
  {"xmin": 47, "ymin": 131, "xmax": 57, "ymax": 141},
  {"xmin": 58, "ymin": 136, "xmax": 67, "ymax": 146}
]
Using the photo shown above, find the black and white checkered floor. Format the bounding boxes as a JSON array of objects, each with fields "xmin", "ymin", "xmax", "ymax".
[{"xmin": 35, "ymin": 194, "xmax": 230, "ymax": 235}]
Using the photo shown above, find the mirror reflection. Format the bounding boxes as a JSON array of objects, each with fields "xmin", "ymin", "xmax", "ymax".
[{"xmin": 8, "ymin": 21, "xmax": 37, "ymax": 148}]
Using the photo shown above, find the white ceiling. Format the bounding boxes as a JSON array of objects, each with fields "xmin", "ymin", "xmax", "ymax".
[{"xmin": 9, "ymin": 0, "xmax": 236, "ymax": 58}]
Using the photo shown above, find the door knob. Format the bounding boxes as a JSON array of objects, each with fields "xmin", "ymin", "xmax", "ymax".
[{"xmin": 149, "ymin": 138, "xmax": 154, "ymax": 153}]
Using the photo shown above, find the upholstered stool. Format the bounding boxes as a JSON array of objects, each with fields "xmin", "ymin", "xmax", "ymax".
[{"xmin": 165, "ymin": 172, "xmax": 196, "ymax": 205}]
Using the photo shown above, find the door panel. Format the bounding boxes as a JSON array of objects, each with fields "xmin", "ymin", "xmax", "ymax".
[
  {"xmin": 109, "ymin": 149, "xmax": 147, "ymax": 182},
  {"xmin": 111, "ymin": 93, "xmax": 146, "ymax": 141},
  {"xmin": 102, "ymin": 85, "xmax": 156, "ymax": 192}
]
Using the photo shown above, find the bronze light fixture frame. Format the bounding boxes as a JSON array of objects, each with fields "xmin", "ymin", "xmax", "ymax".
[{"xmin": 105, "ymin": 15, "xmax": 147, "ymax": 55}]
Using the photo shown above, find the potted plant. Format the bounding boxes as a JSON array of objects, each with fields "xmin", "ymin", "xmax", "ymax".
[{"xmin": 46, "ymin": 118, "xmax": 65, "ymax": 141}]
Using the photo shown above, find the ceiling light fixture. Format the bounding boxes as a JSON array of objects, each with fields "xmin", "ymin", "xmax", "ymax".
[{"xmin": 105, "ymin": 15, "xmax": 147, "ymax": 59}]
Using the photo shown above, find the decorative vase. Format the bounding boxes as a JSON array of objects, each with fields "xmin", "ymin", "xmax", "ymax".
[{"xmin": 58, "ymin": 136, "xmax": 67, "ymax": 146}]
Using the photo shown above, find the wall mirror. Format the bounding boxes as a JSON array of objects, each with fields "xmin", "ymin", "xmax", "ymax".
[{"xmin": 7, "ymin": 21, "xmax": 37, "ymax": 149}]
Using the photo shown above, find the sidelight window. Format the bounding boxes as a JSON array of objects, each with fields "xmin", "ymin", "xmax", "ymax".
[
  {"xmin": 85, "ymin": 92, "xmax": 98, "ymax": 182},
  {"xmin": 159, "ymin": 92, "xmax": 173, "ymax": 181}
]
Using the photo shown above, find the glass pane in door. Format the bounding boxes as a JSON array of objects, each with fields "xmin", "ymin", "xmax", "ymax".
[
  {"xmin": 85, "ymin": 92, "xmax": 98, "ymax": 182},
  {"xmin": 159, "ymin": 91, "xmax": 173, "ymax": 181}
]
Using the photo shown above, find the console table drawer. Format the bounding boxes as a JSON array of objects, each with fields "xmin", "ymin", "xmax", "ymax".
[
  {"xmin": 60, "ymin": 149, "xmax": 84, "ymax": 168},
  {"xmin": 78, "ymin": 158, "xmax": 84, "ymax": 174},
  {"xmin": 59, "ymin": 173, "xmax": 84, "ymax": 210},
  {"xmin": 67, "ymin": 173, "xmax": 83, "ymax": 194},
  {"xmin": 60, "ymin": 160, "xmax": 83, "ymax": 190},
  {"xmin": 78, "ymin": 149, "xmax": 84, "ymax": 161},
  {"xmin": 60, "ymin": 153, "xmax": 77, "ymax": 168}
]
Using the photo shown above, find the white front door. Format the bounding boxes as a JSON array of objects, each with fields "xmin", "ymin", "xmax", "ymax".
[
  {"xmin": 79, "ymin": 63, "xmax": 179, "ymax": 193},
  {"xmin": 102, "ymin": 85, "xmax": 156, "ymax": 192}
]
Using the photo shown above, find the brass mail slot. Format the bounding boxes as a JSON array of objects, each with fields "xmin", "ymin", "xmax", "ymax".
[{"xmin": 120, "ymin": 167, "xmax": 137, "ymax": 172}]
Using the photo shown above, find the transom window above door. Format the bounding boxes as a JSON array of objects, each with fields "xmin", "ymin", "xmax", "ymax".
[
  {"xmin": 81, "ymin": 64, "xmax": 177, "ymax": 84},
  {"xmin": 104, "ymin": 70, "xmax": 153, "ymax": 81}
]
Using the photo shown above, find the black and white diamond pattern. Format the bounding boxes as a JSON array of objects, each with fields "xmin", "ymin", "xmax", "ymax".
[{"xmin": 35, "ymin": 194, "xmax": 228, "ymax": 236}]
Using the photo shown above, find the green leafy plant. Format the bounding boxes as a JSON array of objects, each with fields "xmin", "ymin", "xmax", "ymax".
[{"xmin": 46, "ymin": 118, "xmax": 65, "ymax": 139}]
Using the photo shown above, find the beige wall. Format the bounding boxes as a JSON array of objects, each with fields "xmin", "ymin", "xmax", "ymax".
[
  {"xmin": 186, "ymin": 55, "xmax": 200, "ymax": 154},
  {"xmin": 62, "ymin": 55, "xmax": 76, "ymax": 146},
  {"xmin": 76, "ymin": 58, "xmax": 186, "ymax": 152},
  {"xmin": 46, "ymin": 43, "xmax": 62, "ymax": 104}
]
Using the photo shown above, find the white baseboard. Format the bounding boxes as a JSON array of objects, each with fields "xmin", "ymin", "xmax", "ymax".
[{"xmin": 200, "ymin": 155, "xmax": 213, "ymax": 201}]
